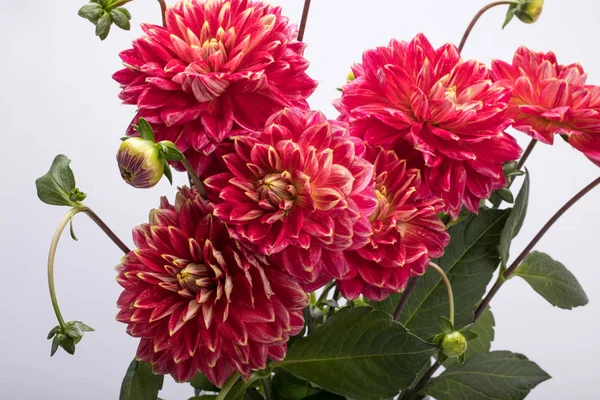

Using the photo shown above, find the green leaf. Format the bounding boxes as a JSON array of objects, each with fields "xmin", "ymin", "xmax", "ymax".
[
  {"xmin": 222, "ymin": 373, "xmax": 263, "ymax": 400},
  {"xmin": 190, "ymin": 372, "xmax": 219, "ymax": 393},
  {"xmin": 60, "ymin": 335, "xmax": 76, "ymax": 355},
  {"xmin": 50, "ymin": 335, "xmax": 60, "ymax": 356},
  {"xmin": 496, "ymin": 188, "xmax": 514, "ymax": 204},
  {"xmin": 111, "ymin": 8, "xmax": 131, "ymax": 30},
  {"xmin": 513, "ymin": 251, "xmax": 589, "ymax": 309},
  {"xmin": 135, "ymin": 118, "xmax": 156, "ymax": 142},
  {"xmin": 373, "ymin": 209, "xmax": 510, "ymax": 339},
  {"xmin": 115, "ymin": 7, "xmax": 132, "ymax": 19},
  {"xmin": 503, "ymin": 4, "xmax": 517, "ymax": 29},
  {"xmin": 120, "ymin": 359, "xmax": 164, "ymax": 400},
  {"xmin": 275, "ymin": 307, "xmax": 436, "ymax": 400},
  {"xmin": 499, "ymin": 170, "xmax": 530, "ymax": 267},
  {"xmin": 301, "ymin": 392, "xmax": 345, "ymax": 400},
  {"xmin": 78, "ymin": 3, "xmax": 104, "ymax": 23},
  {"xmin": 421, "ymin": 351, "xmax": 550, "ymax": 400},
  {"xmin": 95, "ymin": 12, "xmax": 112, "ymax": 40},
  {"xmin": 159, "ymin": 141, "xmax": 185, "ymax": 161},
  {"xmin": 440, "ymin": 317, "xmax": 453, "ymax": 334},
  {"xmin": 467, "ymin": 308, "xmax": 494, "ymax": 354},
  {"xmin": 272, "ymin": 369, "xmax": 320, "ymax": 400},
  {"xmin": 163, "ymin": 161, "xmax": 173, "ymax": 185},
  {"xmin": 36, "ymin": 154, "xmax": 79, "ymax": 207}
]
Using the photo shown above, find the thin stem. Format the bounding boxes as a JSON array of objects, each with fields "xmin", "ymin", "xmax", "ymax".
[
  {"xmin": 327, "ymin": 287, "xmax": 340, "ymax": 319},
  {"xmin": 475, "ymin": 175, "xmax": 600, "ymax": 320},
  {"xmin": 428, "ymin": 262, "xmax": 455, "ymax": 325},
  {"xmin": 181, "ymin": 158, "xmax": 206, "ymax": 197},
  {"xmin": 458, "ymin": 1, "xmax": 517, "ymax": 53},
  {"xmin": 81, "ymin": 209, "xmax": 131, "ymax": 254},
  {"xmin": 215, "ymin": 372, "xmax": 241, "ymax": 400},
  {"xmin": 399, "ymin": 361, "xmax": 442, "ymax": 400},
  {"xmin": 48, "ymin": 208, "xmax": 82, "ymax": 329},
  {"xmin": 262, "ymin": 376, "xmax": 273, "ymax": 400},
  {"xmin": 517, "ymin": 139, "xmax": 538, "ymax": 170},
  {"xmin": 157, "ymin": 0, "xmax": 167, "ymax": 27},
  {"xmin": 297, "ymin": 0, "xmax": 312, "ymax": 41},
  {"xmin": 393, "ymin": 277, "xmax": 419, "ymax": 320},
  {"xmin": 316, "ymin": 281, "xmax": 336, "ymax": 305},
  {"xmin": 306, "ymin": 307, "xmax": 314, "ymax": 335},
  {"xmin": 47, "ymin": 206, "xmax": 131, "ymax": 329},
  {"xmin": 111, "ymin": 1, "xmax": 166, "ymax": 27}
]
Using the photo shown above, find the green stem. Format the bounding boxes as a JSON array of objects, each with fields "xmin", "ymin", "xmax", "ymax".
[
  {"xmin": 316, "ymin": 281, "xmax": 336, "ymax": 305},
  {"xmin": 428, "ymin": 261, "xmax": 454, "ymax": 326},
  {"xmin": 458, "ymin": 1, "xmax": 518, "ymax": 52},
  {"xmin": 110, "ymin": 0, "xmax": 167, "ymax": 26},
  {"xmin": 262, "ymin": 376, "xmax": 273, "ymax": 400},
  {"xmin": 215, "ymin": 372, "xmax": 241, "ymax": 400},
  {"xmin": 181, "ymin": 158, "xmax": 206, "ymax": 197},
  {"xmin": 327, "ymin": 287, "xmax": 340, "ymax": 319},
  {"xmin": 48, "ymin": 207, "xmax": 82, "ymax": 329},
  {"xmin": 47, "ymin": 206, "xmax": 131, "ymax": 329}
]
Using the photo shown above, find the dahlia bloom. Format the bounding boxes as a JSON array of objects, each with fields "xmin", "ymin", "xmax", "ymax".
[
  {"xmin": 492, "ymin": 46, "xmax": 600, "ymax": 166},
  {"xmin": 113, "ymin": 0, "xmax": 317, "ymax": 175},
  {"xmin": 204, "ymin": 108, "xmax": 377, "ymax": 287},
  {"xmin": 336, "ymin": 34, "xmax": 522, "ymax": 217},
  {"xmin": 116, "ymin": 187, "xmax": 308, "ymax": 386},
  {"xmin": 336, "ymin": 146, "xmax": 450, "ymax": 301}
]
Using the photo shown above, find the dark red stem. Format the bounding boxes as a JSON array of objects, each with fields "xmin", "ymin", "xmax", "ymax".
[{"xmin": 297, "ymin": 0, "xmax": 312, "ymax": 42}]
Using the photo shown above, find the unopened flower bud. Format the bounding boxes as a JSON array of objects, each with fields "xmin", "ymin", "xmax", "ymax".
[
  {"xmin": 516, "ymin": 0, "xmax": 543, "ymax": 24},
  {"xmin": 117, "ymin": 138, "xmax": 164, "ymax": 189},
  {"xmin": 441, "ymin": 331, "xmax": 468, "ymax": 358},
  {"xmin": 347, "ymin": 71, "xmax": 355, "ymax": 82}
]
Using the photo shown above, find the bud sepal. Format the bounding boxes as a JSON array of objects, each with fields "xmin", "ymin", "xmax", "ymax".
[
  {"xmin": 78, "ymin": 1, "xmax": 132, "ymax": 41},
  {"xmin": 47, "ymin": 321, "xmax": 94, "ymax": 356},
  {"xmin": 432, "ymin": 317, "xmax": 479, "ymax": 364},
  {"xmin": 504, "ymin": 0, "xmax": 544, "ymax": 28}
]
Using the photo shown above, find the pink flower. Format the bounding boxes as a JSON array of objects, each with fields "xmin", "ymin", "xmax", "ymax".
[
  {"xmin": 336, "ymin": 146, "xmax": 450, "ymax": 301},
  {"xmin": 116, "ymin": 187, "xmax": 308, "ymax": 386},
  {"xmin": 492, "ymin": 46, "xmax": 600, "ymax": 166},
  {"xmin": 204, "ymin": 108, "xmax": 377, "ymax": 287},
  {"xmin": 113, "ymin": 0, "xmax": 317, "ymax": 175},
  {"xmin": 336, "ymin": 34, "xmax": 522, "ymax": 217}
]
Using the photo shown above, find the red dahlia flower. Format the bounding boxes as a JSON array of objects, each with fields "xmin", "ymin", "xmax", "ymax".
[
  {"xmin": 204, "ymin": 108, "xmax": 377, "ymax": 287},
  {"xmin": 336, "ymin": 146, "xmax": 450, "ymax": 301},
  {"xmin": 116, "ymin": 187, "xmax": 308, "ymax": 386},
  {"xmin": 336, "ymin": 34, "xmax": 522, "ymax": 217},
  {"xmin": 492, "ymin": 46, "xmax": 600, "ymax": 166},
  {"xmin": 113, "ymin": 0, "xmax": 317, "ymax": 175}
]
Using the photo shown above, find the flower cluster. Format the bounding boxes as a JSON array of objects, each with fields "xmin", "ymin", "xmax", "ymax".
[{"xmin": 112, "ymin": 0, "xmax": 595, "ymax": 389}]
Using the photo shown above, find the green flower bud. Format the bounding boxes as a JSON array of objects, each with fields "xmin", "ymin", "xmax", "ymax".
[
  {"xmin": 441, "ymin": 331, "xmax": 468, "ymax": 358},
  {"xmin": 516, "ymin": 0, "xmax": 543, "ymax": 24},
  {"xmin": 117, "ymin": 138, "xmax": 164, "ymax": 189},
  {"xmin": 347, "ymin": 71, "xmax": 356, "ymax": 82}
]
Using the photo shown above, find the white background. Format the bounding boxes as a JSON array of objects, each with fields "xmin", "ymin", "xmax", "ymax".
[{"xmin": 1, "ymin": 0, "xmax": 599, "ymax": 399}]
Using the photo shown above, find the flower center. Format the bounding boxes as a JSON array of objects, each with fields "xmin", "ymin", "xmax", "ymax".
[
  {"xmin": 256, "ymin": 171, "xmax": 296, "ymax": 207},
  {"xmin": 445, "ymin": 85, "xmax": 458, "ymax": 102},
  {"xmin": 120, "ymin": 166, "xmax": 134, "ymax": 183},
  {"xmin": 370, "ymin": 187, "xmax": 390, "ymax": 222},
  {"xmin": 202, "ymin": 38, "xmax": 226, "ymax": 59},
  {"xmin": 176, "ymin": 263, "xmax": 215, "ymax": 294}
]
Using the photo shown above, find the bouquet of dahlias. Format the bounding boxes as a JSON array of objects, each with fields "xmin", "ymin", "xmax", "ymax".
[{"xmin": 35, "ymin": 0, "xmax": 599, "ymax": 399}]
